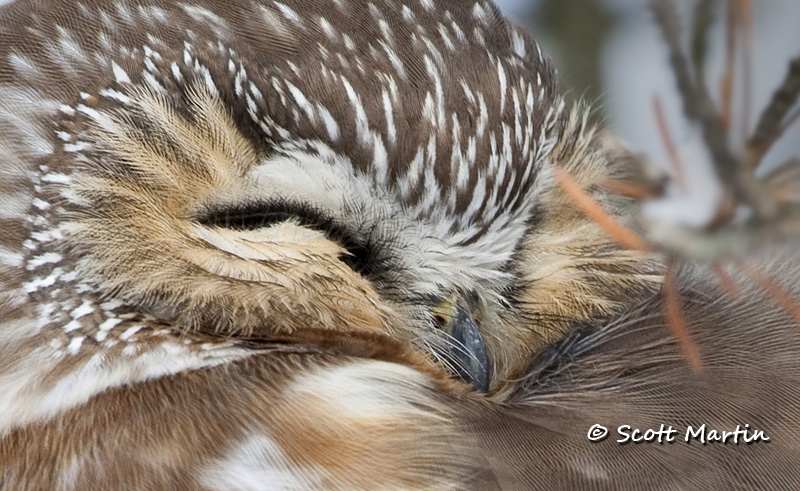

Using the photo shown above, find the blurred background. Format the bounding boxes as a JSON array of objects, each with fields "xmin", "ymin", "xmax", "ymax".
[{"xmin": 494, "ymin": 0, "xmax": 800, "ymax": 175}]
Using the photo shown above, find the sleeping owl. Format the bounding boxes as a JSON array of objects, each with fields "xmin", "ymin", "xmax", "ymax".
[{"xmin": 1, "ymin": 0, "xmax": 799, "ymax": 489}]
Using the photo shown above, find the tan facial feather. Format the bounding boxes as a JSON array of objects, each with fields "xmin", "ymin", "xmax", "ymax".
[
  {"xmin": 62, "ymin": 85, "xmax": 400, "ymax": 341},
  {"xmin": 493, "ymin": 108, "xmax": 664, "ymax": 386}
]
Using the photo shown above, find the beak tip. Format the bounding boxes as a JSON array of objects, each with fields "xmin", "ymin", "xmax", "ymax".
[{"xmin": 448, "ymin": 305, "xmax": 491, "ymax": 392}]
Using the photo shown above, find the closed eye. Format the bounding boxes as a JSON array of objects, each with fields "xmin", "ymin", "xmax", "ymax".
[{"xmin": 196, "ymin": 199, "xmax": 374, "ymax": 275}]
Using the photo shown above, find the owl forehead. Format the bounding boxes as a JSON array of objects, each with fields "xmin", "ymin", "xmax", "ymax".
[
  {"xmin": 227, "ymin": 0, "xmax": 560, "ymax": 239},
  {"xmin": 2, "ymin": 0, "xmax": 560, "ymax": 248}
]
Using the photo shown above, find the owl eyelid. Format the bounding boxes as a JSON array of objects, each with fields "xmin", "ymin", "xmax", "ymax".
[
  {"xmin": 196, "ymin": 198, "xmax": 332, "ymax": 231},
  {"xmin": 195, "ymin": 199, "xmax": 373, "ymax": 274}
]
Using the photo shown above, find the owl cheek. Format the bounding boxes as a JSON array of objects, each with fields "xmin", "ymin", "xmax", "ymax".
[{"xmin": 168, "ymin": 225, "xmax": 396, "ymax": 338}]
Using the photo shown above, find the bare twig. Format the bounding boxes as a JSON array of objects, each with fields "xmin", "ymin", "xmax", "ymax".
[
  {"xmin": 735, "ymin": 0, "xmax": 754, "ymax": 142},
  {"xmin": 652, "ymin": 96, "xmax": 688, "ymax": 192},
  {"xmin": 764, "ymin": 158, "xmax": 800, "ymax": 204},
  {"xmin": 554, "ymin": 167, "xmax": 650, "ymax": 251},
  {"xmin": 786, "ymin": 107, "xmax": 800, "ymax": 133},
  {"xmin": 650, "ymin": 0, "xmax": 776, "ymax": 220},
  {"xmin": 690, "ymin": 0, "xmax": 716, "ymax": 91},
  {"xmin": 663, "ymin": 265, "xmax": 704, "ymax": 374},
  {"xmin": 601, "ymin": 179, "xmax": 661, "ymax": 200},
  {"xmin": 642, "ymin": 209, "xmax": 800, "ymax": 262},
  {"xmin": 746, "ymin": 55, "xmax": 800, "ymax": 166},
  {"xmin": 720, "ymin": 0, "xmax": 737, "ymax": 129}
]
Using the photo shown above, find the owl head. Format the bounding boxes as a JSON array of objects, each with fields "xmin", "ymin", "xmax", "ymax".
[{"xmin": 0, "ymin": 0, "xmax": 659, "ymax": 411}]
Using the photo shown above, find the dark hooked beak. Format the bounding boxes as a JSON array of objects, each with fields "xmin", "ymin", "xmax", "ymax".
[{"xmin": 437, "ymin": 301, "xmax": 491, "ymax": 392}]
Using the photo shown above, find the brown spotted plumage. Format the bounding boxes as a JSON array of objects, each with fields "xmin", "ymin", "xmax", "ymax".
[{"xmin": 1, "ymin": 0, "xmax": 799, "ymax": 489}]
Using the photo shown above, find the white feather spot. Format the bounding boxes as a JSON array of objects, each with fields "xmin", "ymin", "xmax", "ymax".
[
  {"xmin": 341, "ymin": 76, "xmax": 370, "ymax": 146},
  {"xmin": 511, "ymin": 29, "xmax": 527, "ymax": 58},
  {"xmin": 381, "ymin": 89, "xmax": 397, "ymax": 146},
  {"xmin": 497, "ymin": 60, "xmax": 507, "ymax": 114},
  {"xmin": 32, "ymin": 199, "xmax": 51, "ymax": 212},
  {"xmin": 111, "ymin": 61, "xmax": 131, "ymax": 84},
  {"xmin": 70, "ymin": 300, "xmax": 95, "ymax": 321},
  {"xmin": 63, "ymin": 141, "xmax": 88, "ymax": 153},
  {"xmin": 63, "ymin": 320, "xmax": 83, "ymax": 333},
  {"xmin": 67, "ymin": 336, "xmax": 85, "ymax": 355},
  {"xmin": 274, "ymin": 2, "xmax": 301, "ymax": 24},
  {"xmin": 40, "ymin": 173, "xmax": 71, "ymax": 184},
  {"xmin": 98, "ymin": 318, "xmax": 123, "ymax": 331},
  {"xmin": 181, "ymin": 4, "xmax": 229, "ymax": 30},
  {"xmin": 119, "ymin": 325, "xmax": 143, "ymax": 341},
  {"xmin": 285, "ymin": 82, "xmax": 315, "ymax": 123},
  {"xmin": 316, "ymin": 104, "xmax": 340, "ymax": 141},
  {"xmin": 99, "ymin": 88, "xmax": 131, "ymax": 104},
  {"xmin": 26, "ymin": 252, "xmax": 63, "ymax": 270}
]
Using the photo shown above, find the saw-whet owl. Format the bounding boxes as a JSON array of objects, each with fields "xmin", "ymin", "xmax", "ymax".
[{"xmin": 1, "ymin": 0, "xmax": 800, "ymax": 489}]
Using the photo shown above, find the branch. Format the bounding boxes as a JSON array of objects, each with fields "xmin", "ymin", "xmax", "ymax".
[
  {"xmin": 746, "ymin": 55, "xmax": 800, "ymax": 165},
  {"xmin": 663, "ymin": 265, "xmax": 703, "ymax": 374},
  {"xmin": 649, "ymin": 0, "xmax": 776, "ymax": 221},
  {"xmin": 720, "ymin": 0, "xmax": 737, "ymax": 129},
  {"xmin": 690, "ymin": 0, "xmax": 715, "ymax": 91},
  {"xmin": 652, "ymin": 95, "xmax": 688, "ymax": 192},
  {"xmin": 554, "ymin": 167, "xmax": 650, "ymax": 251},
  {"xmin": 735, "ymin": 0, "xmax": 754, "ymax": 142}
]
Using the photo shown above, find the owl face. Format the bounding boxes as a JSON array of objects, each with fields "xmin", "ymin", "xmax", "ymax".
[{"xmin": 0, "ymin": 0, "xmax": 657, "ymax": 409}]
